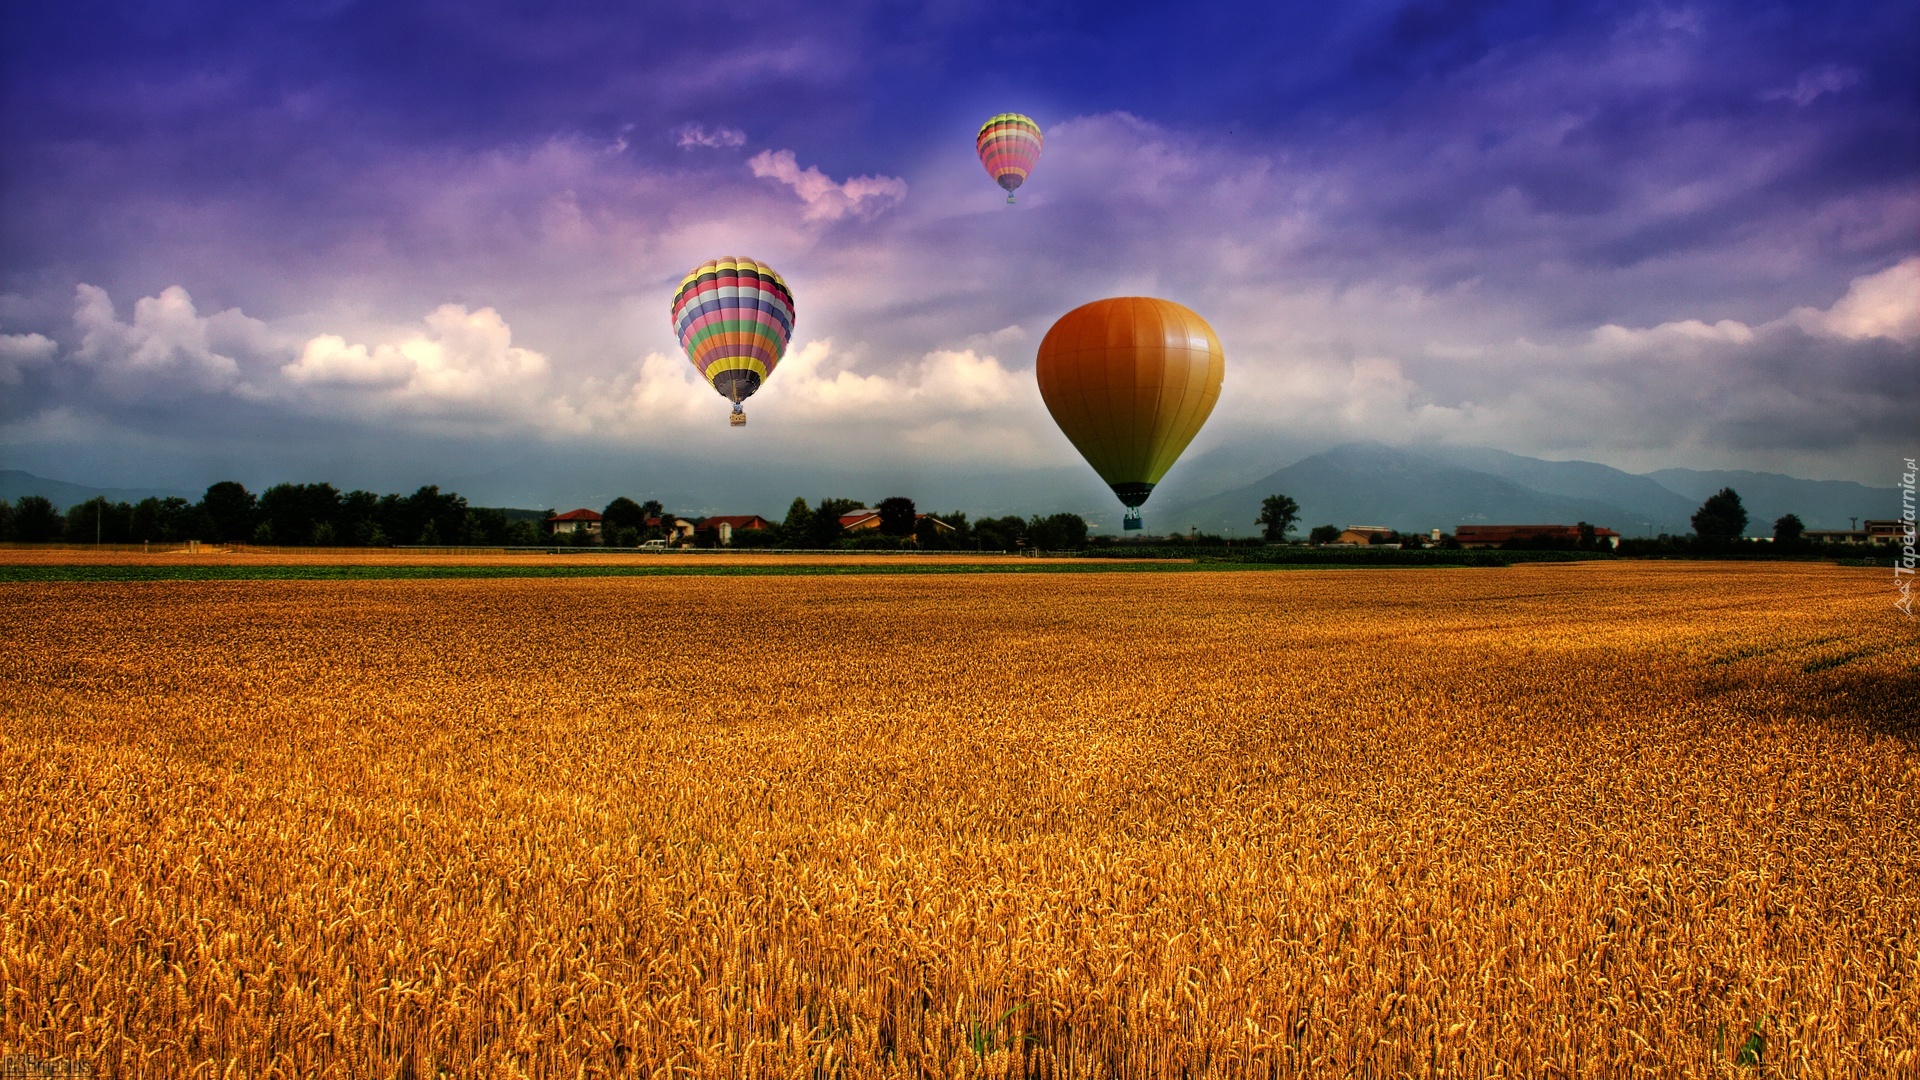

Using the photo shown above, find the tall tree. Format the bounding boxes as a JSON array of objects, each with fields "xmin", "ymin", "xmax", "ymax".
[
  {"xmin": 809, "ymin": 497, "xmax": 862, "ymax": 547},
  {"xmin": 603, "ymin": 497, "xmax": 646, "ymax": 534},
  {"xmin": 877, "ymin": 496, "xmax": 917, "ymax": 537},
  {"xmin": 1773, "ymin": 513, "xmax": 1805, "ymax": 544},
  {"xmin": 1256, "ymin": 494, "xmax": 1301, "ymax": 542},
  {"xmin": 198, "ymin": 481, "xmax": 257, "ymax": 542},
  {"xmin": 1691, "ymin": 487, "xmax": 1749, "ymax": 541}
]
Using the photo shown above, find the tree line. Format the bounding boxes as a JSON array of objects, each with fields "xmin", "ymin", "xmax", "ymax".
[
  {"xmin": 0, "ymin": 482, "xmax": 1094, "ymax": 551},
  {"xmin": 0, "ymin": 483, "xmax": 528, "ymax": 546}
]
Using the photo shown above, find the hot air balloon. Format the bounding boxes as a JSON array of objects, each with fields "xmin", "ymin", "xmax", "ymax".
[
  {"xmin": 1035, "ymin": 297, "xmax": 1225, "ymax": 530},
  {"xmin": 671, "ymin": 256, "xmax": 795, "ymax": 426},
  {"xmin": 976, "ymin": 113, "xmax": 1042, "ymax": 204}
]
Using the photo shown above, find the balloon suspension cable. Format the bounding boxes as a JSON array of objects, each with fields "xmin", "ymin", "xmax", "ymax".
[{"xmin": 1123, "ymin": 507, "xmax": 1143, "ymax": 531}]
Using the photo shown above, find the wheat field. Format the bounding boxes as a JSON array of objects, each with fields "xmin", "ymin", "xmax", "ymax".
[{"xmin": 1, "ymin": 561, "xmax": 1915, "ymax": 1077}]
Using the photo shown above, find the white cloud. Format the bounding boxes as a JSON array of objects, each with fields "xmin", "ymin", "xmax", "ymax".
[
  {"xmin": 70, "ymin": 284, "xmax": 272, "ymax": 398},
  {"xmin": 1790, "ymin": 256, "xmax": 1920, "ymax": 344},
  {"xmin": 747, "ymin": 149, "xmax": 907, "ymax": 221},
  {"xmin": 1762, "ymin": 64, "xmax": 1861, "ymax": 107},
  {"xmin": 284, "ymin": 304, "xmax": 550, "ymax": 407},
  {"xmin": 676, "ymin": 123, "xmax": 746, "ymax": 149},
  {"xmin": 0, "ymin": 332, "xmax": 56, "ymax": 384}
]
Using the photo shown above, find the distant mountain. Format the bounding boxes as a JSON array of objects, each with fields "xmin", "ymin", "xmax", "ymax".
[
  {"xmin": 1423, "ymin": 446, "xmax": 1698, "ymax": 535},
  {"xmin": 1644, "ymin": 468, "xmax": 1900, "ymax": 532},
  {"xmin": 1152, "ymin": 443, "xmax": 1899, "ymax": 537},
  {"xmin": 0, "ymin": 470, "xmax": 189, "ymax": 510},
  {"xmin": 1154, "ymin": 443, "xmax": 1649, "ymax": 537}
]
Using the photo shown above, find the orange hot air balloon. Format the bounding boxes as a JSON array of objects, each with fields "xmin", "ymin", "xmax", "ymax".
[{"xmin": 1035, "ymin": 297, "xmax": 1225, "ymax": 531}]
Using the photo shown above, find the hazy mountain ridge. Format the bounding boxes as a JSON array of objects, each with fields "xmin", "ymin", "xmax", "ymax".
[
  {"xmin": 1153, "ymin": 443, "xmax": 1899, "ymax": 537},
  {"xmin": 4, "ymin": 446, "xmax": 1899, "ymax": 537}
]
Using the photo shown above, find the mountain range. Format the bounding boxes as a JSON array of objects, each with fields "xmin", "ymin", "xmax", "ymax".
[
  {"xmin": 1153, "ymin": 443, "xmax": 1899, "ymax": 537},
  {"xmin": 2, "ymin": 444, "xmax": 1900, "ymax": 538}
]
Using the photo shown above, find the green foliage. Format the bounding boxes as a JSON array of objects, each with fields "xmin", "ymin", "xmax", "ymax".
[
  {"xmin": 199, "ymin": 481, "xmax": 258, "ymax": 542},
  {"xmin": 603, "ymin": 497, "xmax": 646, "ymax": 534},
  {"xmin": 1692, "ymin": 486, "xmax": 1749, "ymax": 541},
  {"xmin": 1257, "ymin": 493, "xmax": 1301, "ymax": 541},
  {"xmin": 876, "ymin": 496, "xmax": 917, "ymax": 537},
  {"xmin": 1308, "ymin": 524, "xmax": 1340, "ymax": 545},
  {"xmin": 1773, "ymin": 513, "xmax": 1804, "ymax": 543},
  {"xmin": 806, "ymin": 497, "xmax": 863, "ymax": 548},
  {"xmin": 1026, "ymin": 512, "xmax": 1088, "ymax": 551},
  {"xmin": 971, "ymin": 515, "xmax": 1026, "ymax": 551}
]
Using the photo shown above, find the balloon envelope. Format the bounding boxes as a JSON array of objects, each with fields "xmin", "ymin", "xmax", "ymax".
[
  {"xmin": 672, "ymin": 256, "xmax": 795, "ymax": 421},
  {"xmin": 1035, "ymin": 297, "xmax": 1225, "ymax": 527},
  {"xmin": 976, "ymin": 113, "xmax": 1042, "ymax": 202}
]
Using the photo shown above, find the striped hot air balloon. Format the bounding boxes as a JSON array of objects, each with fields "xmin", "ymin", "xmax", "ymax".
[
  {"xmin": 671, "ymin": 256, "xmax": 795, "ymax": 426},
  {"xmin": 1035, "ymin": 297, "xmax": 1225, "ymax": 531},
  {"xmin": 976, "ymin": 113, "xmax": 1043, "ymax": 204}
]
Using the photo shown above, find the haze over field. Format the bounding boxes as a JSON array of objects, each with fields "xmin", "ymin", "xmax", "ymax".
[{"xmin": 2, "ymin": 1, "xmax": 1915, "ymax": 511}]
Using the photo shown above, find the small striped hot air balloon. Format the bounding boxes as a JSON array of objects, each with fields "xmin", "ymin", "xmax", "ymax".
[
  {"xmin": 976, "ymin": 113, "xmax": 1043, "ymax": 204},
  {"xmin": 671, "ymin": 256, "xmax": 795, "ymax": 426},
  {"xmin": 1035, "ymin": 297, "xmax": 1225, "ymax": 531}
]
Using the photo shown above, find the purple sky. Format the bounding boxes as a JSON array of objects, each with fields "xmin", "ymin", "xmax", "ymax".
[{"xmin": 2, "ymin": 0, "xmax": 1915, "ymax": 504}]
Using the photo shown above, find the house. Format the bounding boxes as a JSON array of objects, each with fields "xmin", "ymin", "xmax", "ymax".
[
  {"xmin": 1455, "ymin": 524, "xmax": 1620, "ymax": 549},
  {"xmin": 839, "ymin": 509, "xmax": 957, "ymax": 535},
  {"xmin": 550, "ymin": 508, "xmax": 603, "ymax": 537},
  {"xmin": 1336, "ymin": 525, "xmax": 1396, "ymax": 546},
  {"xmin": 643, "ymin": 516, "xmax": 698, "ymax": 543},
  {"xmin": 1866, "ymin": 520, "xmax": 1911, "ymax": 546},
  {"xmin": 696, "ymin": 515, "xmax": 773, "ymax": 546}
]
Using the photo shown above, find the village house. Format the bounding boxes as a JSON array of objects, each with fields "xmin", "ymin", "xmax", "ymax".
[
  {"xmin": 549, "ymin": 508, "xmax": 602, "ymax": 537},
  {"xmin": 1455, "ymin": 524, "xmax": 1620, "ymax": 549},
  {"xmin": 696, "ymin": 515, "xmax": 774, "ymax": 545},
  {"xmin": 838, "ymin": 509, "xmax": 957, "ymax": 535}
]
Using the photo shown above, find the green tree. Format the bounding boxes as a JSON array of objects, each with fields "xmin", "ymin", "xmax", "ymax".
[
  {"xmin": 198, "ymin": 481, "xmax": 258, "ymax": 542},
  {"xmin": 1691, "ymin": 487, "xmax": 1748, "ymax": 541},
  {"xmin": 1773, "ymin": 513, "xmax": 1804, "ymax": 544},
  {"xmin": 603, "ymin": 497, "xmax": 647, "ymax": 536},
  {"xmin": 877, "ymin": 496, "xmax": 917, "ymax": 537},
  {"xmin": 1027, "ymin": 513, "xmax": 1088, "ymax": 551},
  {"xmin": 1256, "ymin": 494, "xmax": 1301, "ymax": 542},
  {"xmin": 972, "ymin": 516, "xmax": 1027, "ymax": 551},
  {"xmin": 13, "ymin": 496, "xmax": 61, "ymax": 542},
  {"xmin": 0, "ymin": 498, "xmax": 12, "ymax": 541},
  {"xmin": 1308, "ymin": 524, "xmax": 1340, "ymax": 545},
  {"xmin": 808, "ymin": 497, "xmax": 863, "ymax": 547},
  {"xmin": 65, "ymin": 498, "xmax": 134, "ymax": 543},
  {"xmin": 780, "ymin": 497, "xmax": 812, "ymax": 547}
]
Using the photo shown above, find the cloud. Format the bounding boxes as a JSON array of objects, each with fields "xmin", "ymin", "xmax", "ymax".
[
  {"xmin": 1762, "ymin": 64, "xmax": 1861, "ymax": 107},
  {"xmin": 0, "ymin": 332, "xmax": 57, "ymax": 384},
  {"xmin": 747, "ymin": 149, "xmax": 907, "ymax": 221},
  {"xmin": 284, "ymin": 304, "xmax": 550, "ymax": 409},
  {"xmin": 1790, "ymin": 256, "xmax": 1920, "ymax": 344},
  {"xmin": 676, "ymin": 124, "xmax": 746, "ymax": 149},
  {"xmin": 70, "ymin": 284, "xmax": 275, "ymax": 398}
]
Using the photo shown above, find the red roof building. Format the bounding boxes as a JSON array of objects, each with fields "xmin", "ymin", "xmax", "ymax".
[{"xmin": 550, "ymin": 508, "xmax": 603, "ymax": 537}]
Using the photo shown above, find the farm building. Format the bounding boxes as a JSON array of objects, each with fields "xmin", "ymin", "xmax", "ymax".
[
  {"xmin": 1335, "ymin": 526, "xmax": 1396, "ymax": 546},
  {"xmin": 549, "ymin": 509, "xmax": 602, "ymax": 537},
  {"xmin": 838, "ymin": 510, "xmax": 957, "ymax": 534},
  {"xmin": 1456, "ymin": 524, "xmax": 1620, "ymax": 549},
  {"xmin": 696, "ymin": 515, "xmax": 773, "ymax": 545}
]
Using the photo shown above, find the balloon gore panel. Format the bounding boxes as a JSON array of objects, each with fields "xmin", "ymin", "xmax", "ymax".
[{"xmin": 671, "ymin": 257, "xmax": 794, "ymax": 412}]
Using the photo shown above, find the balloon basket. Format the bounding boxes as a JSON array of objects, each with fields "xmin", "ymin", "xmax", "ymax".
[
  {"xmin": 729, "ymin": 409, "xmax": 746, "ymax": 427},
  {"xmin": 1007, "ymin": 194, "xmax": 1016, "ymax": 204},
  {"xmin": 1123, "ymin": 509, "xmax": 1143, "ymax": 531}
]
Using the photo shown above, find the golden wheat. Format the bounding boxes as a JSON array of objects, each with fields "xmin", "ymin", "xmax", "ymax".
[{"xmin": 1, "ymin": 561, "xmax": 1914, "ymax": 1077}]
